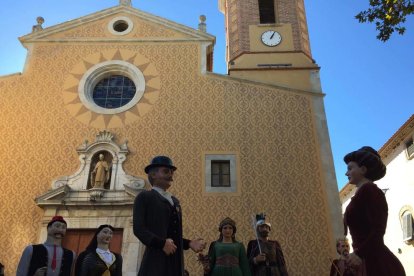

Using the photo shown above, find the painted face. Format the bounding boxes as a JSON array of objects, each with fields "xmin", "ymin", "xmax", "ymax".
[
  {"xmin": 337, "ymin": 240, "xmax": 350, "ymax": 256},
  {"xmin": 97, "ymin": 227, "xmax": 113, "ymax": 245},
  {"xmin": 47, "ymin": 221, "xmax": 67, "ymax": 240},
  {"xmin": 345, "ymin": 161, "xmax": 366, "ymax": 185},
  {"xmin": 221, "ymin": 224, "xmax": 234, "ymax": 239},
  {"xmin": 152, "ymin": 167, "xmax": 174, "ymax": 190},
  {"xmin": 257, "ymin": 224, "xmax": 270, "ymax": 238}
]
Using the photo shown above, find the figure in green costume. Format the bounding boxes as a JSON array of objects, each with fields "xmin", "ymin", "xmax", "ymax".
[{"xmin": 199, "ymin": 217, "xmax": 251, "ymax": 276}]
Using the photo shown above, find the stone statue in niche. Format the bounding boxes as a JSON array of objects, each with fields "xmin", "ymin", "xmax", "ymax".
[{"xmin": 90, "ymin": 153, "xmax": 110, "ymax": 188}]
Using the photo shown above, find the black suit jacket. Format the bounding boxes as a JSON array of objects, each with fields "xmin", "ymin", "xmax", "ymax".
[{"xmin": 133, "ymin": 189, "xmax": 190, "ymax": 276}]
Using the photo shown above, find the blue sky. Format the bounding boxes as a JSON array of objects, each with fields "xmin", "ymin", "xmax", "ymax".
[{"xmin": 1, "ymin": 0, "xmax": 413, "ymax": 190}]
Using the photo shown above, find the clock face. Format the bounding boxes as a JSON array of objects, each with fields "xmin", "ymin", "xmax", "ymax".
[{"xmin": 261, "ymin": 30, "xmax": 282, "ymax": 47}]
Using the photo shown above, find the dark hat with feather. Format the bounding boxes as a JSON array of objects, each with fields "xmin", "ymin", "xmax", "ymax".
[{"xmin": 255, "ymin": 213, "xmax": 271, "ymax": 229}]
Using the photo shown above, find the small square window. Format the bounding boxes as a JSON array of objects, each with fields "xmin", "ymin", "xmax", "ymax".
[
  {"xmin": 204, "ymin": 154, "xmax": 238, "ymax": 193},
  {"xmin": 211, "ymin": 161, "xmax": 231, "ymax": 187}
]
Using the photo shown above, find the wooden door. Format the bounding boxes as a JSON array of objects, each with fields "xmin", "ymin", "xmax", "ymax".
[{"xmin": 62, "ymin": 228, "xmax": 123, "ymax": 256}]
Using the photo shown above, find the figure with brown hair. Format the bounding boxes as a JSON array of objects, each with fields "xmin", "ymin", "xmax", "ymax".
[
  {"xmin": 200, "ymin": 217, "xmax": 251, "ymax": 276},
  {"xmin": 343, "ymin": 146, "xmax": 405, "ymax": 275},
  {"xmin": 330, "ymin": 238, "xmax": 353, "ymax": 276}
]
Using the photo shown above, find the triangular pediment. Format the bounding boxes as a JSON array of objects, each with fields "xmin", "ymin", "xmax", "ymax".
[
  {"xmin": 19, "ymin": 5, "xmax": 215, "ymax": 44},
  {"xmin": 35, "ymin": 184, "xmax": 144, "ymax": 207},
  {"xmin": 35, "ymin": 185, "xmax": 70, "ymax": 203}
]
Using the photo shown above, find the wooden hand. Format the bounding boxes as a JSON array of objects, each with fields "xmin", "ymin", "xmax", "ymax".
[
  {"xmin": 190, "ymin": 238, "xmax": 206, "ymax": 253},
  {"xmin": 254, "ymin": 253, "xmax": 266, "ymax": 263},
  {"xmin": 163, "ymin": 238, "xmax": 177, "ymax": 255}
]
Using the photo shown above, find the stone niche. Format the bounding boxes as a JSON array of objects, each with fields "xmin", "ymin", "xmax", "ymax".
[{"xmin": 35, "ymin": 130, "xmax": 147, "ymax": 275}]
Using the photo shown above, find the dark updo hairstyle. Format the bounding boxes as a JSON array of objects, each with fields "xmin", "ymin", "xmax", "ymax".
[
  {"xmin": 343, "ymin": 146, "xmax": 386, "ymax": 181},
  {"xmin": 74, "ymin": 224, "xmax": 115, "ymax": 276},
  {"xmin": 85, "ymin": 224, "xmax": 115, "ymax": 251},
  {"xmin": 217, "ymin": 217, "xmax": 237, "ymax": 242}
]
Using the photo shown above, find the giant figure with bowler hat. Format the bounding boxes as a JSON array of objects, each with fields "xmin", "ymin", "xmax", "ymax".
[{"xmin": 133, "ymin": 156, "xmax": 206, "ymax": 276}]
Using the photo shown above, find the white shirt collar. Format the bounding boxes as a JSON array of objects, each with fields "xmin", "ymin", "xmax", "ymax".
[
  {"xmin": 96, "ymin": 248, "xmax": 114, "ymax": 265},
  {"xmin": 96, "ymin": 248, "xmax": 111, "ymax": 254},
  {"xmin": 152, "ymin": 186, "xmax": 172, "ymax": 196},
  {"xmin": 152, "ymin": 186, "xmax": 174, "ymax": 205}
]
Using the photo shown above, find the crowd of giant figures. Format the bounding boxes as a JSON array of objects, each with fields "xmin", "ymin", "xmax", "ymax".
[{"xmin": 15, "ymin": 149, "xmax": 406, "ymax": 276}]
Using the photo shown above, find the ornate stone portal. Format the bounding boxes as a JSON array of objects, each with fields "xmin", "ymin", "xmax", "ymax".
[
  {"xmin": 41, "ymin": 130, "xmax": 145, "ymax": 201},
  {"xmin": 35, "ymin": 131, "xmax": 146, "ymax": 275}
]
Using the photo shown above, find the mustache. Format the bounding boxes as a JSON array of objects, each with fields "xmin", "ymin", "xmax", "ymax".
[{"xmin": 258, "ymin": 231, "xmax": 269, "ymax": 236}]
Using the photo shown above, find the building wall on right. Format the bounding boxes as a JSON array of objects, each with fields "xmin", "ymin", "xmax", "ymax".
[
  {"xmin": 377, "ymin": 131, "xmax": 414, "ymax": 275},
  {"xmin": 340, "ymin": 114, "xmax": 414, "ymax": 275}
]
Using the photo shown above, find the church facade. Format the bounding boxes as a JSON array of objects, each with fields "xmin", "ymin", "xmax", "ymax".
[{"xmin": 0, "ymin": 1, "xmax": 342, "ymax": 274}]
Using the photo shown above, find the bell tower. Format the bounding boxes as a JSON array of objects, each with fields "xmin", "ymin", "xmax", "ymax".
[{"xmin": 219, "ymin": 0, "xmax": 320, "ymax": 92}]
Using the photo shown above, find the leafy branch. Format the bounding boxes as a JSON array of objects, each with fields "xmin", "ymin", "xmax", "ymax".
[{"xmin": 356, "ymin": 0, "xmax": 414, "ymax": 41}]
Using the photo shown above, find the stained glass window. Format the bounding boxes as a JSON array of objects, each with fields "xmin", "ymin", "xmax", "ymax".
[{"xmin": 92, "ymin": 75, "xmax": 136, "ymax": 109}]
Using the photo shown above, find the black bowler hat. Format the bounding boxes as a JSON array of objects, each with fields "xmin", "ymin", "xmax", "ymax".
[{"xmin": 144, "ymin": 156, "xmax": 177, "ymax": 174}]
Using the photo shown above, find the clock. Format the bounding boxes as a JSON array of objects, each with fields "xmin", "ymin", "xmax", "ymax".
[{"xmin": 261, "ymin": 30, "xmax": 282, "ymax": 47}]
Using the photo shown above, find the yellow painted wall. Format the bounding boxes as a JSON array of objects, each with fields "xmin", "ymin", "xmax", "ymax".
[
  {"xmin": 229, "ymin": 69, "xmax": 319, "ymax": 92},
  {"xmin": 0, "ymin": 11, "xmax": 335, "ymax": 275},
  {"xmin": 230, "ymin": 52, "xmax": 315, "ymax": 68}
]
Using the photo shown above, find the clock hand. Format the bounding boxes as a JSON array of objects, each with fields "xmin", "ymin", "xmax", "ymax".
[{"xmin": 270, "ymin": 31, "xmax": 275, "ymax": 39}]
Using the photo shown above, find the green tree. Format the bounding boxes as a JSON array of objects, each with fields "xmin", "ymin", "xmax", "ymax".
[{"xmin": 356, "ymin": 0, "xmax": 414, "ymax": 41}]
